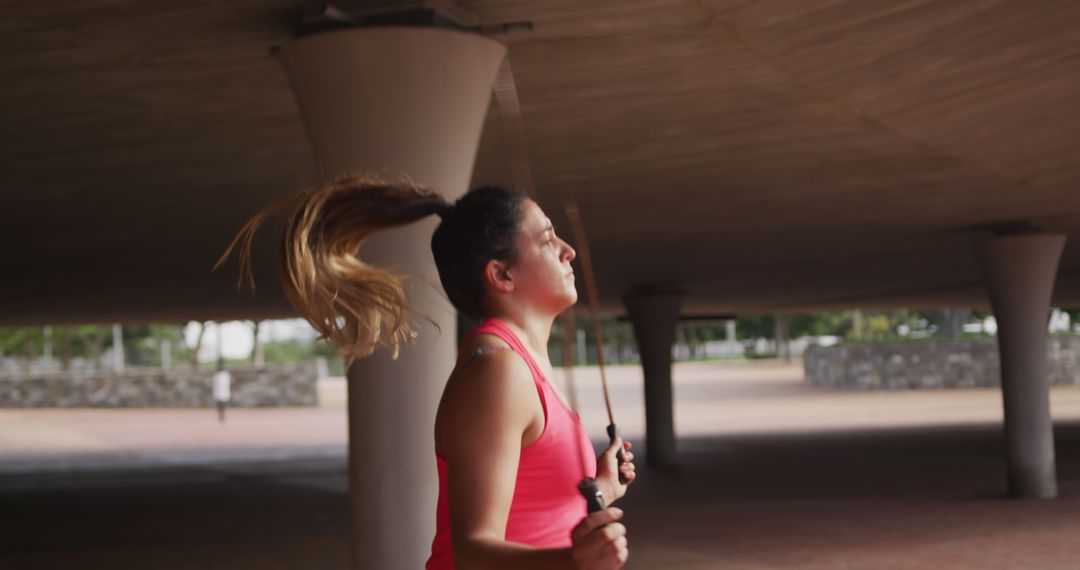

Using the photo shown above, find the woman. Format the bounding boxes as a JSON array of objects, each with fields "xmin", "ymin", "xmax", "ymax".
[{"xmin": 220, "ymin": 175, "xmax": 636, "ymax": 569}]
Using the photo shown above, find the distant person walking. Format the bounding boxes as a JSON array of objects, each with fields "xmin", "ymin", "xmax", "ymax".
[{"xmin": 212, "ymin": 356, "xmax": 231, "ymax": 424}]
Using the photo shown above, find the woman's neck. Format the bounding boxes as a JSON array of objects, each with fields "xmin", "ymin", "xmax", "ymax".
[{"xmin": 488, "ymin": 309, "xmax": 554, "ymax": 359}]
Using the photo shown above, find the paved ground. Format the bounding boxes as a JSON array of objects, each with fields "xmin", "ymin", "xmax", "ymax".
[{"xmin": 3, "ymin": 360, "xmax": 1080, "ymax": 569}]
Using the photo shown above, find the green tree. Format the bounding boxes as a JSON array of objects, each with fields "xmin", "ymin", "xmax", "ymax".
[
  {"xmin": 789, "ymin": 312, "xmax": 854, "ymax": 338},
  {"xmin": 0, "ymin": 327, "xmax": 44, "ymax": 371},
  {"xmin": 735, "ymin": 315, "xmax": 774, "ymax": 340}
]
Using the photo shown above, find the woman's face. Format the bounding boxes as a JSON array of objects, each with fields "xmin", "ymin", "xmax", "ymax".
[{"xmin": 507, "ymin": 199, "xmax": 578, "ymax": 314}]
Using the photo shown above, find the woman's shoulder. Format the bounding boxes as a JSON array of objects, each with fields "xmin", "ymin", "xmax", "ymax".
[
  {"xmin": 437, "ymin": 334, "xmax": 541, "ymax": 452},
  {"xmin": 459, "ymin": 331, "xmax": 513, "ymax": 356},
  {"xmin": 443, "ymin": 321, "xmax": 541, "ymax": 413},
  {"xmin": 448, "ymin": 334, "xmax": 529, "ymax": 403}
]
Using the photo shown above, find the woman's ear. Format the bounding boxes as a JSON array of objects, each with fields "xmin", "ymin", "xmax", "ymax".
[{"xmin": 483, "ymin": 259, "xmax": 515, "ymax": 293}]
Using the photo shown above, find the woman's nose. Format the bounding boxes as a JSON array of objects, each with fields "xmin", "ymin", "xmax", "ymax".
[{"xmin": 562, "ymin": 240, "xmax": 576, "ymax": 262}]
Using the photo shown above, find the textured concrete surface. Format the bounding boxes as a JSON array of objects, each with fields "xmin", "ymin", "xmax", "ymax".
[
  {"xmin": 3, "ymin": 361, "xmax": 1080, "ymax": 569},
  {"xmin": 8, "ymin": 3, "xmax": 1080, "ymax": 324},
  {"xmin": 805, "ymin": 336, "xmax": 1080, "ymax": 390},
  {"xmin": 0, "ymin": 364, "xmax": 318, "ymax": 408}
]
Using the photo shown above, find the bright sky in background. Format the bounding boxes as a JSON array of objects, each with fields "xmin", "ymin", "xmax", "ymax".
[{"xmin": 183, "ymin": 319, "xmax": 319, "ymax": 361}]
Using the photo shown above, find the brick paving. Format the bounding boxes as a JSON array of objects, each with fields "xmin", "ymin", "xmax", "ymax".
[{"xmin": 3, "ymin": 360, "xmax": 1080, "ymax": 569}]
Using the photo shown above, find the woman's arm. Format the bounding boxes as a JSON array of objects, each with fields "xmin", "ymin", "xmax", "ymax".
[{"xmin": 438, "ymin": 350, "xmax": 627, "ymax": 570}]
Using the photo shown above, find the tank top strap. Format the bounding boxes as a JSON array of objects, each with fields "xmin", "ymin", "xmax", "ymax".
[{"xmin": 463, "ymin": 318, "xmax": 548, "ymax": 390}]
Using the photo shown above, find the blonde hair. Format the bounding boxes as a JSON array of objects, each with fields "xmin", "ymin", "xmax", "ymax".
[{"xmin": 215, "ymin": 174, "xmax": 450, "ymax": 363}]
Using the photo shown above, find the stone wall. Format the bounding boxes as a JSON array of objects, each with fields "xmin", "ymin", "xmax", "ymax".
[
  {"xmin": 804, "ymin": 336, "xmax": 1080, "ymax": 389},
  {"xmin": 0, "ymin": 363, "xmax": 318, "ymax": 407}
]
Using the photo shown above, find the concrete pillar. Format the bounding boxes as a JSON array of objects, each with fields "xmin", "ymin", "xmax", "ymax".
[
  {"xmin": 852, "ymin": 309, "xmax": 864, "ymax": 340},
  {"xmin": 253, "ymin": 329, "xmax": 265, "ymax": 369},
  {"xmin": 773, "ymin": 314, "xmax": 791, "ymax": 362},
  {"xmin": 973, "ymin": 232, "xmax": 1066, "ymax": 499},
  {"xmin": 280, "ymin": 28, "xmax": 505, "ymax": 569},
  {"xmin": 215, "ymin": 321, "xmax": 224, "ymax": 363},
  {"xmin": 625, "ymin": 291, "xmax": 683, "ymax": 468},
  {"xmin": 42, "ymin": 326, "xmax": 53, "ymax": 372},
  {"xmin": 726, "ymin": 319, "xmax": 737, "ymax": 355},
  {"xmin": 161, "ymin": 338, "xmax": 171, "ymax": 369},
  {"xmin": 111, "ymin": 323, "xmax": 124, "ymax": 373}
]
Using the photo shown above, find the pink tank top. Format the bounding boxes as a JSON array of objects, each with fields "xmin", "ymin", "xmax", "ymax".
[{"xmin": 425, "ymin": 318, "xmax": 597, "ymax": 569}]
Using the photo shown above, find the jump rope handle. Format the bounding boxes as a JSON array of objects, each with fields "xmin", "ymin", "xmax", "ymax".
[
  {"xmin": 578, "ymin": 424, "xmax": 626, "ymax": 514},
  {"xmin": 578, "ymin": 478, "xmax": 606, "ymax": 513},
  {"xmin": 606, "ymin": 423, "xmax": 629, "ymax": 485}
]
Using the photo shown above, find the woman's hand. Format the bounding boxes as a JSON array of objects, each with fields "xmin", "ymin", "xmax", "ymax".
[
  {"xmin": 570, "ymin": 507, "xmax": 628, "ymax": 569},
  {"xmin": 596, "ymin": 438, "xmax": 636, "ymax": 505}
]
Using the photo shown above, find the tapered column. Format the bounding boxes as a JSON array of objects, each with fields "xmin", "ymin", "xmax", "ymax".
[
  {"xmin": 160, "ymin": 338, "xmax": 171, "ymax": 369},
  {"xmin": 625, "ymin": 291, "xmax": 683, "ymax": 468},
  {"xmin": 973, "ymin": 232, "xmax": 1066, "ymax": 499},
  {"xmin": 111, "ymin": 323, "xmax": 124, "ymax": 373},
  {"xmin": 280, "ymin": 28, "xmax": 506, "ymax": 569},
  {"xmin": 773, "ymin": 314, "xmax": 791, "ymax": 362}
]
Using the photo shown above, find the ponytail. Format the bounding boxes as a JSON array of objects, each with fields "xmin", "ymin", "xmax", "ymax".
[{"xmin": 215, "ymin": 174, "xmax": 451, "ymax": 363}]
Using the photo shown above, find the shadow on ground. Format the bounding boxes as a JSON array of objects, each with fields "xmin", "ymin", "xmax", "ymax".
[{"xmin": 4, "ymin": 422, "xmax": 1080, "ymax": 569}]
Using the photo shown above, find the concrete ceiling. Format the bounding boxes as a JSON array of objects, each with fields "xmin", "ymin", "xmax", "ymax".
[{"xmin": 3, "ymin": 0, "xmax": 1080, "ymax": 325}]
